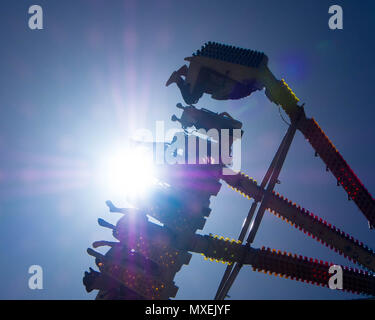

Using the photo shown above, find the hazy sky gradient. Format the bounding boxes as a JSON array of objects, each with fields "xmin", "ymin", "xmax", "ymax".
[{"xmin": 0, "ymin": 0, "xmax": 374, "ymax": 299}]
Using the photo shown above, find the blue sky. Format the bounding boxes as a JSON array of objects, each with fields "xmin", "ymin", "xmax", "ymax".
[{"xmin": 0, "ymin": 0, "xmax": 374, "ymax": 299}]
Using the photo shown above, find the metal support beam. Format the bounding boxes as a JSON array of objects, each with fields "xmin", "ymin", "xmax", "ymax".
[{"xmin": 215, "ymin": 110, "xmax": 302, "ymax": 300}]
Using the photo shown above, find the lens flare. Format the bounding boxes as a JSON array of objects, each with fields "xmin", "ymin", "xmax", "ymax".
[{"xmin": 100, "ymin": 146, "xmax": 156, "ymax": 199}]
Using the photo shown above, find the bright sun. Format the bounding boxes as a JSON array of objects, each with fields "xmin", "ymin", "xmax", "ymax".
[{"xmin": 100, "ymin": 145, "xmax": 157, "ymax": 199}]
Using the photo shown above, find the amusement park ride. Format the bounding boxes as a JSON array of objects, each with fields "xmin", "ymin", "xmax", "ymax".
[{"xmin": 83, "ymin": 42, "xmax": 375, "ymax": 299}]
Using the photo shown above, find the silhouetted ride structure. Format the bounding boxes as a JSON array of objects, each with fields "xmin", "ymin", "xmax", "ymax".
[{"xmin": 83, "ymin": 42, "xmax": 375, "ymax": 299}]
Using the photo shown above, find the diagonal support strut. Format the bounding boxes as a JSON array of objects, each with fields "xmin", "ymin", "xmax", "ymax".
[{"xmin": 215, "ymin": 109, "xmax": 302, "ymax": 300}]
